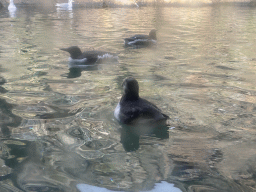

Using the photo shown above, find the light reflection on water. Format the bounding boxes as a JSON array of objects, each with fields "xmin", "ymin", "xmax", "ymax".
[{"xmin": 1, "ymin": 3, "xmax": 256, "ymax": 192}]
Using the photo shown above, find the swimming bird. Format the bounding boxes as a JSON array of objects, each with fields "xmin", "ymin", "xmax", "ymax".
[
  {"xmin": 56, "ymin": 0, "xmax": 73, "ymax": 10},
  {"xmin": 60, "ymin": 46, "xmax": 118, "ymax": 68},
  {"xmin": 114, "ymin": 77, "xmax": 169, "ymax": 137},
  {"xmin": 124, "ymin": 29, "xmax": 157, "ymax": 47}
]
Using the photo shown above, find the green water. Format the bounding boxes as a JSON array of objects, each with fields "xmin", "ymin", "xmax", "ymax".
[{"xmin": 1, "ymin": 4, "xmax": 256, "ymax": 192}]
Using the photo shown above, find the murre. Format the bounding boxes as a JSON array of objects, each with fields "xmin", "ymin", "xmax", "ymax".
[
  {"xmin": 114, "ymin": 77, "xmax": 169, "ymax": 137},
  {"xmin": 60, "ymin": 46, "xmax": 118, "ymax": 68},
  {"xmin": 124, "ymin": 29, "xmax": 157, "ymax": 47}
]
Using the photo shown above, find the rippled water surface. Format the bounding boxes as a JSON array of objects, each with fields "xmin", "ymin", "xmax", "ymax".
[{"xmin": 1, "ymin": 3, "xmax": 256, "ymax": 192}]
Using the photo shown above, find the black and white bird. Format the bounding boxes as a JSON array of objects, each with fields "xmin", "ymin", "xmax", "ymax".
[
  {"xmin": 114, "ymin": 77, "xmax": 169, "ymax": 137},
  {"xmin": 60, "ymin": 46, "xmax": 118, "ymax": 68},
  {"xmin": 124, "ymin": 29, "xmax": 157, "ymax": 47}
]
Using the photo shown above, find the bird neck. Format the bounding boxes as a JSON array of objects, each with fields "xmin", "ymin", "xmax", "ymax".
[
  {"xmin": 149, "ymin": 32, "xmax": 157, "ymax": 40},
  {"xmin": 121, "ymin": 92, "xmax": 139, "ymax": 102},
  {"xmin": 70, "ymin": 50, "xmax": 82, "ymax": 59}
]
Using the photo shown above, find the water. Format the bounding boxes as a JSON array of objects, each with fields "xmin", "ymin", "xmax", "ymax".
[{"xmin": 1, "ymin": 2, "xmax": 256, "ymax": 192}]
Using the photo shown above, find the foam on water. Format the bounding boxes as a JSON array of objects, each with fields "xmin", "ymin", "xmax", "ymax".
[{"xmin": 76, "ymin": 181, "xmax": 182, "ymax": 192}]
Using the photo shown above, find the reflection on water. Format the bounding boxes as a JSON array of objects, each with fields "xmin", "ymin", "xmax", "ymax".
[
  {"xmin": 67, "ymin": 68, "xmax": 82, "ymax": 78},
  {"xmin": 1, "ymin": 2, "xmax": 256, "ymax": 192}
]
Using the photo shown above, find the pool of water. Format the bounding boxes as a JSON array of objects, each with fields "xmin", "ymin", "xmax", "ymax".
[{"xmin": 1, "ymin": 3, "xmax": 256, "ymax": 192}]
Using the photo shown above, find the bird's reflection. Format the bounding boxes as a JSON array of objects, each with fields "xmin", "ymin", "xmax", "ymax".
[
  {"xmin": 120, "ymin": 124, "xmax": 169, "ymax": 152},
  {"xmin": 67, "ymin": 68, "xmax": 82, "ymax": 78},
  {"xmin": 120, "ymin": 126, "xmax": 140, "ymax": 152},
  {"xmin": 66, "ymin": 66, "xmax": 98, "ymax": 78}
]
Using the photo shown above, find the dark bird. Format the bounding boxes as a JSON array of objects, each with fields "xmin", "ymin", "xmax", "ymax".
[
  {"xmin": 114, "ymin": 77, "xmax": 169, "ymax": 138},
  {"xmin": 124, "ymin": 29, "xmax": 157, "ymax": 47},
  {"xmin": 60, "ymin": 46, "xmax": 118, "ymax": 68}
]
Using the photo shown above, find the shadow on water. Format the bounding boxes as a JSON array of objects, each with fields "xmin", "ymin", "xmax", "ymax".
[
  {"xmin": 0, "ymin": 76, "xmax": 22, "ymax": 137},
  {"xmin": 0, "ymin": 76, "xmax": 7, "ymax": 93},
  {"xmin": 0, "ymin": 98, "xmax": 22, "ymax": 137}
]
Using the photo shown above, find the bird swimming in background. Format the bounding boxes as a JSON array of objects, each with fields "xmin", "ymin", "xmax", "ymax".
[
  {"xmin": 114, "ymin": 77, "xmax": 169, "ymax": 138},
  {"xmin": 56, "ymin": 0, "xmax": 73, "ymax": 10},
  {"xmin": 8, "ymin": 0, "xmax": 17, "ymax": 18},
  {"xmin": 124, "ymin": 29, "xmax": 157, "ymax": 47},
  {"xmin": 60, "ymin": 46, "xmax": 118, "ymax": 68}
]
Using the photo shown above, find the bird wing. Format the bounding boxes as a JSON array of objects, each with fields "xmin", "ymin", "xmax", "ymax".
[
  {"xmin": 130, "ymin": 34, "xmax": 149, "ymax": 39},
  {"xmin": 139, "ymin": 98, "xmax": 169, "ymax": 120},
  {"xmin": 125, "ymin": 34, "xmax": 149, "ymax": 42},
  {"xmin": 119, "ymin": 98, "xmax": 168, "ymax": 125}
]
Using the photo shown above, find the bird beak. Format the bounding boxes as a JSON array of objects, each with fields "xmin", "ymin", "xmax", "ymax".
[{"xmin": 60, "ymin": 48, "xmax": 68, "ymax": 52}]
